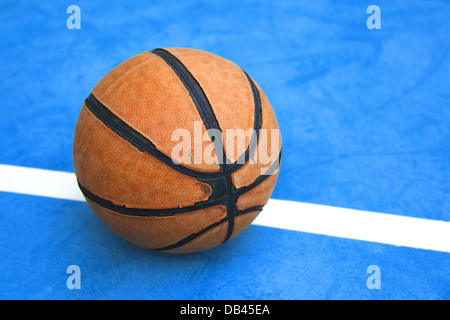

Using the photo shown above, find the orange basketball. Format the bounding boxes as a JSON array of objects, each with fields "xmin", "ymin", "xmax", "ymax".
[{"xmin": 73, "ymin": 48, "xmax": 282, "ymax": 253}]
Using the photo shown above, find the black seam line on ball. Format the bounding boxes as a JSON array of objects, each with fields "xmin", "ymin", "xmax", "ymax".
[
  {"xmin": 151, "ymin": 49, "xmax": 223, "ymax": 138},
  {"xmin": 78, "ymin": 181, "xmax": 225, "ymax": 217},
  {"xmin": 150, "ymin": 48, "xmax": 262, "ymax": 173},
  {"xmin": 153, "ymin": 205, "xmax": 265, "ymax": 251},
  {"xmin": 84, "ymin": 93, "xmax": 259, "ymax": 180},
  {"xmin": 150, "ymin": 49, "xmax": 265, "ymax": 245},
  {"xmin": 151, "ymin": 48, "xmax": 237, "ymax": 244},
  {"xmin": 221, "ymin": 164, "xmax": 234, "ymax": 243},
  {"xmin": 232, "ymin": 72, "xmax": 263, "ymax": 167},
  {"xmin": 233, "ymin": 150, "xmax": 282, "ymax": 196},
  {"xmin": 85, "ymin": 94, "xmax": 220, "ymax": 179},
  {"xmin": 220, "ymin": 72, "xmax": 262, "ymax": 243},
  {"xmin": 78, "ymin": 150, "xmax": 281, "ymax": 218}
]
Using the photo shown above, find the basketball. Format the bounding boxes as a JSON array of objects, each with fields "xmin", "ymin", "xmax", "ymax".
[{"xmin": 73, "ymin": 48, "xmax": 282, "ymax": 253}]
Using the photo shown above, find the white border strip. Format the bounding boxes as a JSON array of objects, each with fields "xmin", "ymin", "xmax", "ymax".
[
  {"xmin": 0, "ymin": 164, "xmax": 85, "ymax": 202},
  {"xmin": 254, "ymin": 200, "xmax": 450, "ymax": 253},
  {"xmin": 1, "ymin": 164, "xmax": 449, "ymax": 253}
]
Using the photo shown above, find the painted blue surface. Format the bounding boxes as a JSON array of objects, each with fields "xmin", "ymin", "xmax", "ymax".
[
  {"xmin": 0, "ymin": 0, "xmax": 449, "ymax": 299},
  {"xmin": 1, "ymin": 193, "xmax": 448, "ymax": 300}
]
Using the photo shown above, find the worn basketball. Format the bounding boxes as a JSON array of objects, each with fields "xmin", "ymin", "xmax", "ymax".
[{"xmin": 73, "ymin": 48, "xmax": 282, "ymax": 253}]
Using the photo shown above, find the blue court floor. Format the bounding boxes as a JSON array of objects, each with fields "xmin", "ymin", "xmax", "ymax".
[{"xmin": 0, "ymin": 0, "xmax": 449, "ymax": 299}]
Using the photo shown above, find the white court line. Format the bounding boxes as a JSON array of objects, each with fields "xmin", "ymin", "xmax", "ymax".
[
  {"xmin": 255, "ymin": 200, "xmax": 450, "ymax": 253},
  {"xmin": 0, "ymin": 164, "xmax": 449, "ymax": 253},
  {"xmin": 0, "ymin": 164, "xmax": 85, "ymax": 202}
]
